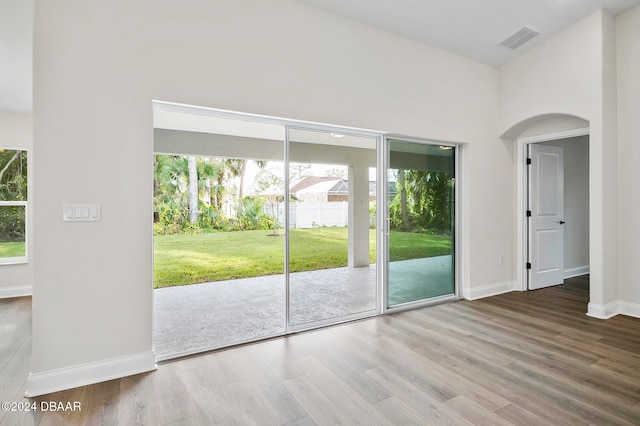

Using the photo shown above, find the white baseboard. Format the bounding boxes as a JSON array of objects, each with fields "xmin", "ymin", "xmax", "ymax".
[
  {"xmin": 586, "ymin": 302, "xmax": 619, "ymax": 319},
  {"xmin": 0, "ymin": 285, "xmax": 32, "ymax": 299},
  {"xmin": 463, "ymin": 281, "xmax": 515, "ymax": 300},
  {"xmin": 618, "ymin": 301, "xmax": 640, "ymax": 319},
  {"xmin": 25, "ymin": 351, "xmax": 157, "ymax": 397},
  {"xmin": 587, "ymin": 300, "xmax": 640, "ymax": 320},
  {"xmin": 564, "ymin": 265, "xmax": 589, "ymax": 279}
]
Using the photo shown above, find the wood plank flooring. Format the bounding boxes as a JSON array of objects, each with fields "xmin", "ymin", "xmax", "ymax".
[{"xmin": 1, "ymin": 276, "xmax": 640, "ymax": 425}]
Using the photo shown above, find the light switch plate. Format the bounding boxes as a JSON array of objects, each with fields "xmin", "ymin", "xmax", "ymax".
[{"xmin": 63, "ymin": 204, "xmax": 101, "ymax": 222}]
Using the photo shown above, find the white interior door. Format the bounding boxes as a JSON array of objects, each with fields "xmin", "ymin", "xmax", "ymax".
[{"xmin": 529, "ymin": 144, "xmax": 564, "ymax": 290}]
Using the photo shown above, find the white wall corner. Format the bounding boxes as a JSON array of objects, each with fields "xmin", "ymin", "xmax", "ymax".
[
  {"xmin": 564, "ymin": 266, "xmax": 590, "ymax": 279},
  {"xmin": 0, "ymin": 285, "xmax": 32, "ymax": 299},
  {"xmin": 25, "ymin": 351, "xmax": 157, "ymax": 397},
  {"xmin": 586, "ymin": 301, "xmax": 619, "ymax": 319},
  {"xmin": 463, "ymin": 281, "xmax": 515, "ymax": 300}
]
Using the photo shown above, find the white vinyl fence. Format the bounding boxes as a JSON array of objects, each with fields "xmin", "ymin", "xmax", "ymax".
[{"xmin": 264, "ymin": 202, "xmax": 348, "ymax": 228}]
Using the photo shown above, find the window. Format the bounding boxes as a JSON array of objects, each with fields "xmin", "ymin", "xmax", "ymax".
[{"xmin": 0, "ymin": 149, "xmax": 27, "ymax": 263}]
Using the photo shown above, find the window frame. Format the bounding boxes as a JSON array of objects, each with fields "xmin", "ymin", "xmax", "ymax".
[{"xmin": 0, "ymin": 147, "xmax": 28, "ymax": 265}]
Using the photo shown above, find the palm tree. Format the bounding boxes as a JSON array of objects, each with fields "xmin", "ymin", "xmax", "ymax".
[
  {"xmin": 154, "ymin": 155, "xmax": 271, "ymax": 227},
  {"xmin": 187, "ymin": 156, "xmax": 198, "ymax": 223},
  {"xmin": 208, "ymin": 158, "xmax": 261, "ymax": 209},
  {"xmin": 397, "ymin": 169, "xmax": 410, "ymax": 231},
  {"xmin": 238, "ymin": 160, "xmax": 248, "ymax": 199},
  {"xmin": 155, "ymin": 156, "xmax": 188, "ymax": 201}
]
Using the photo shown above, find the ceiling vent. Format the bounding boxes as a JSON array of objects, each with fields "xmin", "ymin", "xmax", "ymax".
[{"xmin": 499, "ymin": 26, "xmax": 539, "ymax": 49}]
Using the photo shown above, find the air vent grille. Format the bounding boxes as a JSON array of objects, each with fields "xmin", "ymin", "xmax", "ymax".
[{"xmin": 500, "ymin": 26, "xmax": 539, "ymax": 50}]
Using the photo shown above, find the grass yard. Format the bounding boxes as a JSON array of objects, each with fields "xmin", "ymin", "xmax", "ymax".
[
  {"xmin": 0, "ymin": 241, "xmax": 25, "ymax": 258},
  {"xmin": 388, "ymin": 230, "xmax": 452, "ymax": 261},
  {"xmin": 154, "ymin": 227, "xmax": 451, "ymax": 288}
]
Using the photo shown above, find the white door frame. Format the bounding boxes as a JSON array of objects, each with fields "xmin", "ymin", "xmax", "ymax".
[{"xmin": 515, "ymin": 127, "xmax": 589, "ymax": 291}]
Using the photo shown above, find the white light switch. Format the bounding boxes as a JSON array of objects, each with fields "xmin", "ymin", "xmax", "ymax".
[
  {"xmin": 63, "ymin": 204, "xmax": 101, "ymax": 222},
  {"xmin": 63, "ymin": 207, "xmax": 74, "ymax": 220}
]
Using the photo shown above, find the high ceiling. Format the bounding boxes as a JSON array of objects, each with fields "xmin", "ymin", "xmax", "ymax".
[
  {"xmin": 2, "ymin": 0, "xmax": 639, "ymax": 114},
  {"xmin": 296, "ymin": 0, "xmax": 640, "ymax": 66}
]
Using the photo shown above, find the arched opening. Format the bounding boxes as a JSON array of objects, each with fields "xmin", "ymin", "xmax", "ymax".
[{"xmin": 502, "ymin": 114, "xmax": 591, "ymax": 309}]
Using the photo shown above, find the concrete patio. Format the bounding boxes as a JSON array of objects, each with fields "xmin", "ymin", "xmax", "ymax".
[{"xmin": 154, "ymin": 256, "xmax": 453, "ymax": 359}]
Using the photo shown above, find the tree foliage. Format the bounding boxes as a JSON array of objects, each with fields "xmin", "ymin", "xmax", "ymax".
[
  {"xmin": 390, "ymin": 170, "xmax": 454, "ymax": 234},
  {"xmin": 0, "ymin": 150, "xmax": 27, "ymax": 201},
  {"xmin": 153, "ymin": 155, "xmax": 274, "ymax": 234},
  {"xmin": 0, "ymin": 150, "xmax": 27, "ymax": 243}
]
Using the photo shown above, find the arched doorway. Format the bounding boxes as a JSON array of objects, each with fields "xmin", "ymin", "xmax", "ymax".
[{"xmin": 502, "ymin": 114, "xmax": 591, "ymax": 305}]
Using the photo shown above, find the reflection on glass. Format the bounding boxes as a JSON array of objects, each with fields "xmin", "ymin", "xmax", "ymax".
[
  {"xmin": 288, "ymin": 128, "xmax": 377, "ymax": 326},
  {"xmin": 0, "ymin": 149, "xmax": 27, "ymax": 260},
  {"xmin": 387, "ymin": 141, "xmax": 455, "ymax": 306}
]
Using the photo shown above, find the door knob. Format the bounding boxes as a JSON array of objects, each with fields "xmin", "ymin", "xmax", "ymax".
[{"xmin": 559, "ymin": 220, "xmax": 565, "ymax": 224}]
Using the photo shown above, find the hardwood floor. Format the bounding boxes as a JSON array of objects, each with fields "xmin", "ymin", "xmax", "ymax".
[{"xmin": 1, "ymin": 276, "xmax": 640, "ymax": 425}]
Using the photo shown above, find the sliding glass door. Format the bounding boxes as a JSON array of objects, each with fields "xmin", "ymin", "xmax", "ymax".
[
  {"xmin": 153, "ymin": 110, "xmax": 287, "ymax": 359},
  {"xmin": 287, "ymin": 128, "xmax": 378, "ymax": 328},
  {"xmin": 153, "ymin": 102, "xmax": 459, "ymax": 360},
  {"xmin": 385, "ymin": 139, "xmax": 456, "ymax": 307}
]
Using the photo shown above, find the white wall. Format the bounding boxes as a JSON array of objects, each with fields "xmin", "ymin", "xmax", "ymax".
[
  {"xmin": 0, "ymin": 111, "xmax": 33, "ymax": 298},
  {"xmin": 31, "ymin": 0, "xmax": 505, "ymax": 394},
  {"xmin": 543, "ymin": 136, "xmax": 590, "ymax": 275},
  {"xmin": 499, "ymin": 10, "xmax": 618, "ymax": 313},
  {"xmin": 616, "ymin": 4, "xmax": 640, "ymax": 311}
]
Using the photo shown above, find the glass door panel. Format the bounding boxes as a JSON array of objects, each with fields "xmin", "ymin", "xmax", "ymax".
[
  {"xmin": 153, "ymin": 112, "xmax": 286, "ymax": 359},
  {"xmin": 386, "ymin": 140, "xmax": 455, "ymax": 307},
  {"xmin": 287, "ymin": 128, "xmax": 378, "ymax": 327}
]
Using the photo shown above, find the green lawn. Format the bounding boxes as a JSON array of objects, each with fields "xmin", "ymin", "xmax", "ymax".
[
  {"xmin": 154, "ymin": 228, "xmax": 451, "ymax": 288},
  {"xmin": 388, "ymin": 230, "xmax": 452, "ymax": 261},
  {"xmin": 0, "ymin": 241, "xmax": 25, "ymax": 258}
]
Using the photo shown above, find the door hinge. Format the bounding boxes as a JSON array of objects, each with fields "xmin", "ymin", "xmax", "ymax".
[
  {"xmin": 526, "ymin": 210, "xmax": 532, "ymax": 217},
  {"xmin": 526, "ymin": 158, "xmax": 532, "ymax": 165},
  {"xmin": 526, "ymin": 262, "xmax": 532, "ymax": 270}
]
